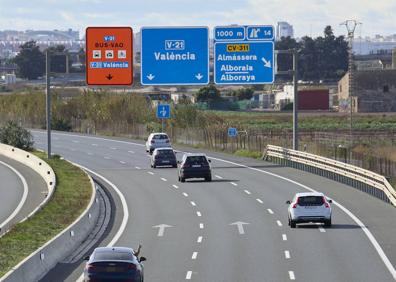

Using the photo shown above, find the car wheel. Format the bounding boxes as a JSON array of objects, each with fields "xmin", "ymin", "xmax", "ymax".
[
  {"xmin": 290, "ymin": 220, "xmax": 296, "ymax": 228},
  {"xmin": 205, "ymin": 175, "xmax": 212, "ymax": 182},
  {"xmin": 180, "ymin": 177, "xmax": 185, "ymax": 183},
  {"xmin": 324, "ymin": 218, "xmax": 332, "ymax": 227},
  {"xmin": 153, "ymin": 164, "xmax": 156, "ymax": 168},
  {"xmin": 172, "ymin": 164, "xmax": 177, "ymax": 168}
]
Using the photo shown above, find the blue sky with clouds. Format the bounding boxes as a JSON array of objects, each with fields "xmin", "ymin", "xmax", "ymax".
[{"xmin": 0, "ymin": 0, "xmax": 395, "ymax": 38}]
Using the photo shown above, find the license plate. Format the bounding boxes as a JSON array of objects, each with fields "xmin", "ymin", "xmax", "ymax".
[
  {"xmin": 162, "ymin": 160, "xmax": 170, "ymax": 163},
  {"xmin": 106, "ymin": 267, "xmax": 118, "ymax": 272},
  {"xmin": 192, "ymin": 165, "xmax": 201, "ymax": 168},
  {"xmin": 305, "ymin": 206, "xmax": 316, "ymax": 209}
]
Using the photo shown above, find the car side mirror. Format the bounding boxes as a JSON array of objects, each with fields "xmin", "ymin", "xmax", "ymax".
[
  {"xmin": 84, "ymin": 255, "xmax": 90, "ymax": 261},
  {"xmin": 208, "ymin": 159, "xmax": 211, "ymax": 163},
  {"xmin": 328, "ymin": 199, "xmax": 332, "ymax": 203},
  {"xmin": 286, "ymin": 200, "xmax": 291, "ymax": 204},
  {"xmin": 139, "ymin": 257, "xmax": 147, "ymax": 262}
]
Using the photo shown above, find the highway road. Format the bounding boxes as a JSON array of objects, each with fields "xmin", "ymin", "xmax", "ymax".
[
  {"xmin": 0, "ymin": 155, "xmax": 47, "ymax": 234},
  {"xmin": 32, "ymin": 130, "xmax": 396, "ymax": 282}
]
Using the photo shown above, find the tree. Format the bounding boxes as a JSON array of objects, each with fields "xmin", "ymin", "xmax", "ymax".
[
  {"xmin": 13, "ymin": 41, "xmax": 45, "ymax": 80},
  {"xmin": 232, "ymin": 88, "xmax": 254, "ymax": 100},
  {"xmin": 0, "ymin": 121, "xmax": 34, "ymax": 150},
  {"xmin": 196, "ymin": 84, "xmax": 221, "ymax": 102}
]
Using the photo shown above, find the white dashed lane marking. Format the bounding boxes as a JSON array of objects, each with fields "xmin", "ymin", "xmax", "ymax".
[
  {"xmin": 197, "ymin": 236, "xmax": 203, "ymax": 243},
  {"xmin": 289, "ymin": 271, "xmax": 295, "ymax": 280},
  {"xmin": 161, "ymin": 177, "xmax": 167, "ymax": 182},
  {"xmin": 230, "ymin": 182, "xmax": 238, "ymax": 186},
  {"xmin": 199, "ymin": 223, "xmax": 204, "ymax": 229},
  {"xmin": 196, "ymin": 211, "xmax": 202, "ymax": 217},
  {"xmin": 191, "ymin": 252, "xmax": 198, "ymax": 260},
  {"xmin": 190, "ymin": 201, "xmax": 196, "ymax": 206},
  {"xmin": 244, "ymin": 190, "xmax": 251, "ymax": 195},
  {"xmin": 284, "ymin": 250, "xmax": 291, "ymax": 259},
  {"xmin": 267, "ymin": 209, "xmax": 274, "ymax": 214},
  {"xmin": 282, "ymin": 234, "xmax": 287, "ymax": 241},
  {"xmin": 186, "ymin": 271, "xmax": 192, "ymax": 280},
  {"xmin": 183, "ymin": 192, "xmax": 188, "ymax": 197},
  {"xmin": 277, "ymin": 220, "xmax": 283, "ymax": 227},
  {"xmin": 128, "ymin": 150, "xmax": 135, "ymax": 154},
  {"xmin": 135, "ymin": 166, "xmax": 141, "ymax": 170},
  {"xmin": 256, "ymin": 198, "xmax": 263, "ymax": 204},
  {"xmin": 120, "ymin": 161, "xmax": 126, "ymax": 164},
  {"xmin": 172, "ymin": 184, "xmax": 179, "ymax": 189},
  {"xmin": 148, "ymin": 171, "xmax": 154, "ymax": 175},
  {"xmin": 215, "ymin": 175, "xmax": 223, "ymax": 179}
]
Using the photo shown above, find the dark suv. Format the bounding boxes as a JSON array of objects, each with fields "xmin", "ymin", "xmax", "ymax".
[
  {"xmin": 178, "ymin": 153, "xmax": 212, "ymax": 182},
  {"xmin": 151, "ymin": 148, "xmax": 177, "ymax": 168}
]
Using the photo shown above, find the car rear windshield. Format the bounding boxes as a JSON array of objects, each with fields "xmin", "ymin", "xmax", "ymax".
[
  {"xmin": 153, "ymin": 134, "xmax": 169, "ymax": 140},
  {"xmin": 158, "ymin": 150, "xmax": 174, "ymax": 155},
  {"xmin": 94, "ymin": 251, "xmax": 133, "ymax": 261},
  {"xmin": 185, "ymin": 156, "xmax": 208, "ymax": 165},
  {"xmin": 298, "ymin": 196, "xmax": 324, "ymax": 206}
]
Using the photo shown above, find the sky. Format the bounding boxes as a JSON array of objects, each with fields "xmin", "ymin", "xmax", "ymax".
[{"xmin": 0, "ymin": 0, "xmax": 395, "ymax": 39}]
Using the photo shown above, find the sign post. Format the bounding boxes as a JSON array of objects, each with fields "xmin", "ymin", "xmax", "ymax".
[
  {"xmin": 214, "ymin": 25, "xmax": 274, "ymax": 85},
  {"xmin": 156, "ymin": 104, "xmax": 171, "ymax": 132},
  {"xmin": 86, "ymin": 27, "xmax": 133, "ymax": 86},
  {"xmin": 141, "ymin": 27, "xmax": 209, "ymax": 85}
]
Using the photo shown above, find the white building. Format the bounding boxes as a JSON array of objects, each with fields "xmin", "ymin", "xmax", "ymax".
[{"xmin": 276, "ymin": 22, "xmax": 294, "ymax": 40}]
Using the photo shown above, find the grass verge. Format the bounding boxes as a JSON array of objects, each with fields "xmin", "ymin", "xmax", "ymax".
[
  {"xmin": 234, "ymin": 149, "xmax": 263, "ymax": 159},
  {"xmin": 0, "ymin": 152, "xmax": 92, "ymax": 277}
]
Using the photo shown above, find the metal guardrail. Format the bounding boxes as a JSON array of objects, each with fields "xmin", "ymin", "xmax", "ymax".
[{"xmin": 264, "ymin": 145, "xmax": 396, "ymax": 206}]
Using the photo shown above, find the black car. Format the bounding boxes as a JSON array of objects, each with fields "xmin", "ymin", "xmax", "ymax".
[
  {"xmin": 151, "ymin": 148, "xmax": 177, "ymax": 168},
  {"xmin": 178, "ymin": 153, "xmax": 212, "ymax": 182},
  {"xmin": 84, "ymin": 247, "xmax": 146, "ymax": 282}
]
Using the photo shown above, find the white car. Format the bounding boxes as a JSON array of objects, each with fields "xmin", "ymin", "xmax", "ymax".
[
  {"xmin": 286, "ymin": 192, "xmax": 332, "ymax": 228},
  {"xmin": 145, "ymin": 133, "xmax": 171, "ymax": 154}
]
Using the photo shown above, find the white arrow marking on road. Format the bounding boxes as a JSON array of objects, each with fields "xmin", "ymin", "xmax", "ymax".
[
  {"xmin": 195, "ymin": 73, "xmax": 203, "ymax": 80},
  {"xmin": 229, "ymin": 221, "xmax": 250, "ymax": 235},
  {"xmin": 152, "ymin": 224, "xmax": 172, "ymax": 237},
  {"xmin": 147, "ymin": 74, "xmax": 155, "ymax": 80},
  {"xmin": 261, "ymin": 57, "xmax": 271, "ymax": 68}
]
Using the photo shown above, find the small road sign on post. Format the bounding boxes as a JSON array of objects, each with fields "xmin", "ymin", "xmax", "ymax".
[
  {"xmin": 157, "ymin": 104, "xmax": 171, "ymax": 133},
  {"xmin": 228, "ymin": 127, "xmax": 238, "ymax": 137},
  {"xmin": 86, "ymin": 27, "xmax": 133, "ymax": 86}
]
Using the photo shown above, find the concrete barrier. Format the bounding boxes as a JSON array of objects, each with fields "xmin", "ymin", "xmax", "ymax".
[
  {"xmin": 0, "ymin": 143, "xmax": 56, "ymax": 228},
  {"xmin": 0, "ymin": 145, "xmax": 98, "ymax": 282}
]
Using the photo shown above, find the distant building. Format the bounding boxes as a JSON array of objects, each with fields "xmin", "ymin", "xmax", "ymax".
[
  {"xmin": 276, "ymin": 22, "xmax": 294, "ymax": 40},
  {"xmin": 338, "ymin": 69, "xmax": 396, "ymax": 112},
  {"xmin": 171, "ymin": 93, "xmax": 196, "ymax": 104},
  {"xmin": 353, "ymin": 38, "xmax": 396, "ymax": 55},
  {"xmin": 355, "ymin": 60, "xmax": 384, "ymax": 71}
]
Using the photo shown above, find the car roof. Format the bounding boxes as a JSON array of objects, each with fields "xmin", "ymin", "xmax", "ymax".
[
  {"xmin": 154, "ymin": 147, "xmax": 173, "ymax": 151},
  {"xmin": 150, "ymin": 132, "xmax": 168, "ymax": 136},
  {"xmin": 295, "ymin": 192, "xmax": 325, "ymax": 197},
  {"xmin": 183, "ymin": 153, "xmax": 207, "ymax": 157},
  {"xmin": 94, "ymin": 247, "xmax": 134, "ymax": 254}
]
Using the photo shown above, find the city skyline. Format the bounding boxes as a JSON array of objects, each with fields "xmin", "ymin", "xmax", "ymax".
[{"xmin": 0, "ymin": 0, "xmax": 395, "ymax": 39}]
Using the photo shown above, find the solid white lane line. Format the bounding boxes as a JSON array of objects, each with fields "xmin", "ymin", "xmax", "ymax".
[
  {"xmin": 196, "ymin": 211, "xmax": 202, "ymax": 217},
  {"xmin": 197, "ymin": 236, "xmax": 203, "ymax": 243},
  {"xmin": 120, "ymin": 161, "xmax": 126, "ymax": 164},
  {"xmin": 289, "ymin": 271, "xmax": 295, "ymax": 280},
  {"xmin": 72, "ymin": 140, "xmax": 79, "ymax": 143},
  {"xmin": 92, "ymin": 143, "xmax": 98, "ymax": 146},
  {"xmin": 104, "ymin": 156, "xmax": 111, "ymax": 160},
  {"xmin": 282, "ymin": 234, "xmax": 287, "ymax": 241},
  {"xmin": 147, "ymin": 171, "xmax": 154, "ymax": 175},
  {"xmin": 110, "ymin": 147, "xmax": 117, "ymax": 150},
  {"xmin": 284, "ymin": 250, "xmax": 291, "ymax": 259},
  {"xmin": 70, "ymin": 148, "xmax": 76, "ymax": 151},
  {"xmin": 87, "ymin": 152, "xmax": 93, "ymax": 155},
  {"xmin": 190, "ymin": 201, "xmax": 196, "ymax": 206},
  {"xmin": 135, "ymin": 166, "xmax": 141, "ymax": 170},
  {"xmin": 183, "ymin": 192, "xmax": 188, "ymax": 197},
  {"xmin": 128, "ymin": 150, "xmax": 135, "ymax": 154},
  {"xmin": 161, "ymin": 177, "xmax": 167, "ymax": 182},
  {"xmin": 172, "ymin": 184, "xmax": 179, "ymax": 189},
  {"xmin": 256, "ymin": 198, "xmax": 263, "ymax": 204},
  {"xmin": 199, "ymin": 223, "xmax": 204, "ymax": 229},
  {"xmin": 267, "ymin": 208, "xmax": 274, "ymax": 214},
  {"xmin": 230, "ymin": 182, "xmax": 238, "ymax": 186},
  {"xmin": 0, "ymin": 161, "xmax": 28, "ymax": 233},
  {"xmin": 244, "ymin": 190, "xmax": 251, "ymax": 195},
  {"xmin": 191, "ymin": 252, "xmax": 198, "ymax": 260},
  {"xmin": 215, "ymin": 175, "xmax": 223, "ymax": 179},
  {"xmin": 277, "ymin": 220, "xmax": 283, "ymax": 227},
  {"xmin": 186, "ymin": 271, "xmax": 192, "ymax": 280}
]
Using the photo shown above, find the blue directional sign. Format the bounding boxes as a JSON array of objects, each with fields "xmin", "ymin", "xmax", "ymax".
[
  {"xmin": 141, "ymin": 27, "xmax": 209, "ymax": 85},
  {"xmin": 214, "ymin": 25, "xmax": 274, "ymax": 85},
  {"xmin": 156, "ymin": 104, "xmax": 171, "ymax": 119},
  {"xmin": 228, "ymin": 127, "xmax": 238, "ymax": 137}
]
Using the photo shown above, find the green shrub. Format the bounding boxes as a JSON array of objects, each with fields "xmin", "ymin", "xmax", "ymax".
[{"xmin": 0, "ymin": 121, "xmax": 33, "ymax": 150}]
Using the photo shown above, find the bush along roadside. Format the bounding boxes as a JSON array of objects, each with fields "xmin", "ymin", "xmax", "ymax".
[{"xmin": 0, "ymin": 152, "xmax": 92, "ymax": 277}]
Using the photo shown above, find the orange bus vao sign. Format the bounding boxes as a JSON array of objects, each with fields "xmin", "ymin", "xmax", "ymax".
[{"xmin": 86, "ymin": 27, "xmax": 133, "ymax": 86}]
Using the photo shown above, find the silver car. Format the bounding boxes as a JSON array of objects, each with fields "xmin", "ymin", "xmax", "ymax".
[
  {"xmin": 145, "ymin": 133, "xmax": 171, "ymax": 154},
  {"xmin": 286, "ymin": 192, "xmax": 332, "ymax": 228}
]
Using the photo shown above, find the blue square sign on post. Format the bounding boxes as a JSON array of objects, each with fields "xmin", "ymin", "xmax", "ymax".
[
  {"xmin": 156, "ymin": 104, "xmax": 171, "ymax": 119},
  {"xmin": 214, "ymin": 25, "xmax": 275, "ymax": 85},
  {"xmin": 228, "ymin": 127, "xmax": 238, "ymax": 137},
  {"xmin": 141, "ymin": 26, "xmax": 209, "ymax": 85}
]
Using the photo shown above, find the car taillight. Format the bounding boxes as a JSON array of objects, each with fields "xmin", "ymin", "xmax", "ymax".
[
  {"xmin": 182, "ymin": 163, "xmax": 190, "ymax": 168},
  {"xmin": 166, "ymin": 140, "xmax": 170, "ymax": 143},
  {"xmin": 86, "ymin": 264, "xmax": 98, "ymax": 273},
  {"xmin": 292, "ymin": 197, "xmax": 299, "ymax": 208},
  {"xmin": 323, "ymin": 197, "xmax": 330, "ymax": 208},
  {"xmin": 127, "ymin": 263, "xmax": 136, "ymax": 270}
]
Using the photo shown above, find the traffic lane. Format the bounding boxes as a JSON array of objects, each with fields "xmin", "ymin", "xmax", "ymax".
[
  {"xmin": 0, "ymin": 155, "xmax": 46, "ymax": 225},
  {"xmin": 176, "ymin": 178, "xmax": 291, "ymax": 282},
  {"xmin": 0, "ymin": 157, "xmax": 24, "ymax": 225},
  {"xmin": 209, "ymin": 163, "xmax": 394, "ymax": 281}
]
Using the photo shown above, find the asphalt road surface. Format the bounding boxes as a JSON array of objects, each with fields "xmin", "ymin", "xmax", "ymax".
[
  {"xmin": 0, "ymin": 155, "xmax": 47, "ymax": 234},
  {"xmin": 32, "ymin": 130, "xmax": 396, "ymax": 282}
]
